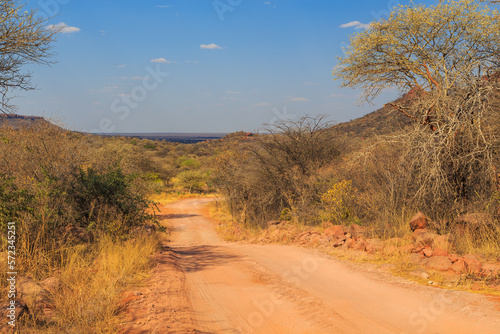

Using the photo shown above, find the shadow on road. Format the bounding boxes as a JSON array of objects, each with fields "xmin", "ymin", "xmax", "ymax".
[
  {"xmin": 158, "ymin": 213, "xmax": 199, "ymax": 219},
  {"xmin": 172, "ymin": 245, "xmax": 241, "ymax": 273}
]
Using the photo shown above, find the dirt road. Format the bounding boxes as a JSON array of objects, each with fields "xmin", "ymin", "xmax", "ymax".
[{"xmin": 124, "ymin": 198, "xmax": 500, "ymax": 334}]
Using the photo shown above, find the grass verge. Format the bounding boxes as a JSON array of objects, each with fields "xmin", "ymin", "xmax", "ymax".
[{"xmin": 18, "ymin": 234, "xmax": 161, "ymax": 333}]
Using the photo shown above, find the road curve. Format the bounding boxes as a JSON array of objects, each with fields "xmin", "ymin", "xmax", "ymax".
[{"xmin": 166, "ymin": 198, "xmax": 500, "ymax": 334}]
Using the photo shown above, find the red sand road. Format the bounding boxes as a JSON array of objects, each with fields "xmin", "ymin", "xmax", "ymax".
[{"xmin": 126, "ymin": 198, "xmax": 500, "ymax": 334}]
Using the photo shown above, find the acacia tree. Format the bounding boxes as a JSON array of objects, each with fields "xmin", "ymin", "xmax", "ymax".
[
  {"xmin": 333, "ymin": 0, "xmax": 500, "ymax": 216},
  {"xmin": 0, "ymin": 1, "xmax": 57, "ymax": 114}
]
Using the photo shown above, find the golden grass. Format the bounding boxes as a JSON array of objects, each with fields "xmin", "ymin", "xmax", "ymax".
[{"xmin": 22, "ymin": 234, "xmax": 161, "ymax": 333}]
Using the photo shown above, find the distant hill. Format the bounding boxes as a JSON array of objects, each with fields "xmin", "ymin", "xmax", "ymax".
[
  {"xmin": 100, "ymin": 133, "xmax": 228, "ymax": 144},
  {"xmin": 0, "ymin": 114, "xmax": 59, "ymax": 129},
  {"xmin": 330, "ymin": 91, "xmax": 418, "ymax": 139}
]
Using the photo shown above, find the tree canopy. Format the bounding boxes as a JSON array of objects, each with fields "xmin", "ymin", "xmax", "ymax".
[
  {"xmin": 333, "ymin": 0, "xmax": 500, "ymax": 128},
  {"xmin": 0, "ymin": 0, "xmax": 57, "ymax": 114},
  {"xmin": 333, "ymin": 0, "xmax": 500, "ymax": 215}
]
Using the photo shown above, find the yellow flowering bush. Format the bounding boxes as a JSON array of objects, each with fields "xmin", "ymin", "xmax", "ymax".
[{"xmin": 321, "ymin": 180, "xmax": 358, "ymax": 223}]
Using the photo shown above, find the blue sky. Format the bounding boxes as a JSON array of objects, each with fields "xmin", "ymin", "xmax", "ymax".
[{"xmin": 18, "ymin": 0, "xmax": 430, "ymax": 133}]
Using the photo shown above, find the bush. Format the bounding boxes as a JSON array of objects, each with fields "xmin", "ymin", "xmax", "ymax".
[
  {"xmin": 321, "ymin": 180, "xmax": 360, "ymax": 224},
  {"xmin": 176, "ymin": 170, "xmax": 208, "ymax": 193},
  {"xmin": 215, "ymin": 116, "xmax": 340, "ymax": 226},
  {"xmin": 70, "ymin": 167, "xmax": 154, "ymax": 234}
]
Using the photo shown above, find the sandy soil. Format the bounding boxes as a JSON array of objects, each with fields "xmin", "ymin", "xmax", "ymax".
[{"xmin": 122, "ymin": 198, "xmax": 500, "ymax": 334}]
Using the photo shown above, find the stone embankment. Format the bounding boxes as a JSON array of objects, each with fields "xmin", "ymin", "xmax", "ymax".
[{"xmin": 254, "ymin": 212, "xmax": 500, "ymax": 291}]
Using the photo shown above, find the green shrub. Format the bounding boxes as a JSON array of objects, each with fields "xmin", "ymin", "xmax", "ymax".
[{"xmin": 70, "ymin": 167, "xmax": 154, "ymax": 234}]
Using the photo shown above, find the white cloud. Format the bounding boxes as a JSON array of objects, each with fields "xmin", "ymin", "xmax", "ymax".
[
  {"xmin": 339, "ymin": 21, "xmax": 371, "ymax": 30},
  {"xmin": 114, "ymin": 64, "xmax": 127, "ymax": 68},
  {"xmin": 222, "ymin": 96, "xmax": 237, "ymax": 101},
  {"xmin": 155, "ymin": 5, "xmax": 170, "ymax": 8},
  {"xmin": 264, "ymin": 2, "xmax": 271, "ymax": 4},
  {"xmin": 46, "ymin": 22, "xmax": 81, "ymax": 34},
  {"xmin": 88, "ymin": 86, "xmax": 120, "ymax": 94},
  {"xmin": 302, "ymin": 81, "xmax": 319, "ymax": 86},
  {"xmin": 225, "ymin": 90, "xmax": 240, "ymax": 95},
  {"xmin": 290, "ymin": 97, "xmax": 310, "ymax": 102},
  {"xmin": 200, "ymin": 43, "xmax": 222, "ymax": 50},
  {"xmin": 329, "ymin": 93, "xmax": 346, "ymax": 98},
  {"xmin": 253, "ymin": 102, "xmax": 271, "ymax": 107},
  {"xmin": 150, "ymin": 58, "xmax": 175, "ymax": 63}
]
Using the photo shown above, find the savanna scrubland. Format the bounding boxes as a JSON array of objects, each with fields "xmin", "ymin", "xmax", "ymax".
[{"xmin": 2, "ymin": 0, "xmax": 500, "ymax": 332}]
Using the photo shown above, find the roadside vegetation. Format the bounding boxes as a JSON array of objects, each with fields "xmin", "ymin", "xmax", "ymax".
[
  {"xmin": 2, "ymin": 0, "xmax": 500, "ymax": 331},
  {"xmin": 0, "ymin": 120, "xmax": 221, "ymax": 332},
  {"xmin": 213, "ymin": 0, "xmax": 500, "ymax": 277}
]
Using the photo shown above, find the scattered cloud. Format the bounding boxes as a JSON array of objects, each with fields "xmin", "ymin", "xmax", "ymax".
[
  {"xmin": 222, "ymin": 96, "xmax": 238, "ymax": 101},
  {"xmin": 253, "ymin": 102, "xmax": 271, "ymax": 107},
  {"xmin": 89, "ymin": 86, "xmax": 120, "ymax": 94},
  {"xmin": 328, "ymin": 93, "xmax": 346, "ymax": 98},
  {"xmin": 200, "ymin": 43, "xmax": 222, "ymax": 50},
  {"xmin": 114, "ymin": 64, "xmax": 127, "ymax": 68},
  {"xmin": 46, "ymin": 22, "xmax": 81, "ymax": 34},
  {"xmin": 302, "ymin": 81, "xmax": 319, "ymax": 86},
  {"xmin": 117, "ymin": 76, "xmax": 146, "ymax": 81},
  {"xmin": 225, "ymin": 90, "xmax": 241, "ymax": 95},
  {"xmin": 339, "ymin": 21, "xmax": 371, "ymax": 30},
  {"xmin": 290, "ymin": 97, "xmax": 310, "ymax": 102},
  {"xmin": 150, "ymin": 58, "xmax": 175, "ymax": 63},
  {"xmin": 155, "ymin": 5, "xmax": 170, "ymax": 8},
  {"xmin": 264, "ymin": 2, "xmax": 271, "ymax": 4},
  {"xmin": 100, "ymin": 30, "xmax": 106, "ymax": 36}
]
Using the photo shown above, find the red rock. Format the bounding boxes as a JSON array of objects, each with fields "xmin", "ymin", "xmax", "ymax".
[
  {"xmin": 432, "ymin": 248, "xmax": 450, "ymax": 257},
  {"xmin": 464, "ymin": 254, "xmax": 482, "ymax": 274},
  {"xmin": 366, "ymin": 239, "xmax": 383, "ymax": 254},
  {"xmin": 482, "ymin": 264, "xmax": 500, "ymax": 276},
  {"xmin": 346, "ymin": 238, "xmax": 356, "ymax": 249},
  {"xmin": 408, "ymin": 253, "xmax": 424, "ymax": 264},
  {"xmin": 407, "ymin": 253, "xmax": 423, "ymax": 263},
  {"xmin": 423, "ymin": 247, "xmax": 433, "ymax": 258},
  {"xmin": 349, "ymin": 224, "xmax": 366, "ymax": 237},
  {"xmin": 299, "ymin": 234, "xmax": 310, "ymax": 243},
  {"xmin": 427, "ymin": 256, "xmax": 453, "ymax": 271},
  {"xmin": 384, "ymin": 245, "xmax": 397, "ymax": 255},
  {"xmin": 324, "ymin": 225, "xmax": 345, "ymax": 239},
  {"xmin": 332, "ymin": 239, "xmax": 345, "ymax": 247},
  {"xmin": 449, "ymin": 254, "xmax": 459, "ymax": 263},
  {"xmin": 451, "ymin": 259, "xmax": 466, "ymax": 273},
  {"xmin": 409, "ymin": 212, "xmax": 428, "ymax": 231},
  {"xmin": 270, "ymin": 229, "xmax": 281, "ymax": 239},
  {"xmin": 399, "ymin": 244, "xmax": 416, "ymax": 253},
  {"xmin": 354, "ymin": 239, "xmax": 367, "ymax": 251},
  {"xmin": 412, "ymin": 229, "xmax": 438, "ymax": 247},
  {"xmin": 434, "ymin": 234, "xmax": 452, "ymax": 249},
  {"xmin": 310, "ymin": 234, "xmax": 322, "ymax": 245},
  {"xmin": 415, "ymin": 245, "xmax": 425, "ymax": 253}
]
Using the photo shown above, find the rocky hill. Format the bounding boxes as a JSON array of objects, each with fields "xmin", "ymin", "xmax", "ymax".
[
  {"xmin": 0, "ymin": 114, "xmax": 56, "ymax": 129},
  {"xmin": 330, "ymin": 91, "xmax": 418, "ymax": 139}
]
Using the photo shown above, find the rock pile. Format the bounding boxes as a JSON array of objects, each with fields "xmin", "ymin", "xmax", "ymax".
[{"xmin": 257, "ymin": 214, "xmax": 500, "ymax": 282}]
